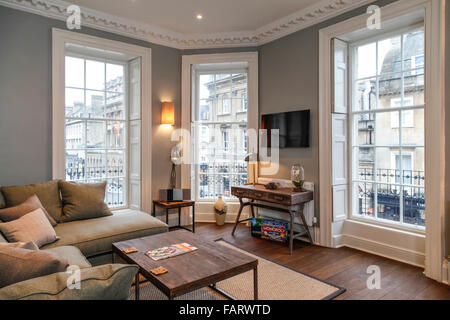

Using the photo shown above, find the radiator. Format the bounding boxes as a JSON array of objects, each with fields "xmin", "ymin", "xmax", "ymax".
[{"xmin": 256, "ymin": 178, "xmax": 315, "ymax": 231}]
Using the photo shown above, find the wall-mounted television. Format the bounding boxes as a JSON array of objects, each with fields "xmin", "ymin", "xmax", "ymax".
[{"xmin": 261, "ymin": 110, "xmax": 310, "ymax": 148}]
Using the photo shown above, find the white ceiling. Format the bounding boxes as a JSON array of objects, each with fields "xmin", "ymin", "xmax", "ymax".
[{"xmin": 68, "ymin": 0, "xmax": 319, "ymax": 34}]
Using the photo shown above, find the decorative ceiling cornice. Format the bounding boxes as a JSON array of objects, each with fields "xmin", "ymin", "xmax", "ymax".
[{"xmin": 0, "ymin": 0, "xmax": 376, "ymax": 49}]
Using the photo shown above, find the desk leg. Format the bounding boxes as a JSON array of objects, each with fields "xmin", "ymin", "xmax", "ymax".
[
  {"xmin": 178, "ymin": 207, "xmax": 181, "ymax": 228},
  {"xmin": 289, "ymin": 210, "xmax": 295, "ymax": 255},
  {"xmin": 192, "ymin": 205, "xmax": 196, "ymax": 233},
  {"xmin": 250, "ymin": 200, "xmax": 255, "ymax": 218},
  {"xmin": 166, "ymin": 208, "xmax": 169, "ymax": 225},
  {"xmin": 254, "ymin": 266, "xmax": 258, "ymax": 300},
  {"xmin": 232, "ymin": 199, "xmax": 244, "ymax": 236},
  {"xmin": 152, "ymin": 202, "xmax": 156, "ymax": 217},
  {"xmin": 298, "ymin": 204, "xmax": 313, "ymax": 244}
]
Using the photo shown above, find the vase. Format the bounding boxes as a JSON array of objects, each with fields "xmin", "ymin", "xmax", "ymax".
[
  {"xmin": 291, "ymin": 165, "xmax": 305, "ymax": 192},
  {"xmin": 214, "ymin": 196, "xmax": 228, "ymax": 226}
]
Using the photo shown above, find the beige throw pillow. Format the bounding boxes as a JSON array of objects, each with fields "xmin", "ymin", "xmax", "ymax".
[
  {"xmin": 59, "ymin": 181, "xmax": 112, "ymax": 223},
  {"xmin": 1, "ymin": 181, "xmax": 63, "ymax": 223},
  {"xmin": 0, "ymin": 208, "xmax": 60, "ymax": 248},
  {"xmin": 0, "ymin": 195, "xmax": 57, "ymax": 226},
  {"xmin": 0, "ymin": 246, "xmax": 68, "ymax": 288}
]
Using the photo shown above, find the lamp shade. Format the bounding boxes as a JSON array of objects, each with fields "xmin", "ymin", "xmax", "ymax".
[{"xmin": 161, "ymin": 102, "xmax": 175, "ymax": 125}]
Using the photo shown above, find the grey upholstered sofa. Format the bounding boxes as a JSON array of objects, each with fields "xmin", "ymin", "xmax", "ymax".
[{"xmin": 0, "ymin": 182, "xmax": 168, "ymax": 300}]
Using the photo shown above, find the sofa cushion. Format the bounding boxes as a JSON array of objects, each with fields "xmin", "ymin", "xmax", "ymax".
[
  {"xmin": 0, "ymin": 242, "xmax": 39, "ymax": 251},
  {"xmin": 59, "ymin": 181, "xmax": 112, "ymax": 223},
  {"xmin": 0, "ymin": 246, "xmax": 69, "ymax": 288},
  {"xmin": 0, "ymin": 264, "xmax": 138, "ymax": 300},
  {"xmin": 0, "ymin": 190, "xmax": 5, "ymax": 209},
  {"xmin": 0, "ymin": 195, "xmax": 57, "ymax": 226},
  {"xmin": 0, "ymin": 208, "xmax": 60, "ymax": 248},
  {"xmin": 42, "ymin": 210, "xmax": 168, "ymax": 257},
  {"xmin": 44, "ymin": 246, "xmax": 91, "ymax": 269},
  {"xmin": 1, "ymin": 181, "xmax": 63, "ymax": 223}
]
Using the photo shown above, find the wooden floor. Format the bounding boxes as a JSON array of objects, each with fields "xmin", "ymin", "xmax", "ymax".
[{"xmin": 193, "ymin": 222, "xmax": 450, "ymax": 300}]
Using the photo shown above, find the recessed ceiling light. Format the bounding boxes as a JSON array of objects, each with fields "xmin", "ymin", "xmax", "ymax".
[{"xmin": 196, "ymin": 14, "xmax": 203, "ymax": 20}]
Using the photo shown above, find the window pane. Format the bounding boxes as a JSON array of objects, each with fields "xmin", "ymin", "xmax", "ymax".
[
  {"xmin": 85, "ymin": 150, "xmax": 106, "ymax": 179},
  {"xmin": 403, "ymin": 187, "xmax": 425, "ymax": 226},
  {"xmin": 356, "ymin": 42, "xmax": 377, "ymax": 79},
  {"xmin": 107, "ymin": 121, "xmax": 125, "ymax": 148},
  {"xmin": 65, "ymin": 120, "xmax": 85, "ymax": 149},
  {"xmin": 106, "ymin": 178, "xmax": 126, "ymax": 207},
  {"xmin": 403, "ymin": 147, "xmax": 425, "ymax": 186},
  {"xmin": 404, "ymin": 69, "xmax": 424, "ymax": 105},
  {"xmin": 66, "ymin": 150, "xmax": 85, "ymax": 181},
  {"xmin": 375, "ymin": 111, "xmax": 400, "ymax": 146},
  {"xmin": 86, "ymin": 121, "xmax": 106, "ymax": 148},
  {"xmin": 403, "ymin": 28, "xmax": 424, "ymax": 70},
  {"xmin": 353, "ymin": 79, "xmax": 376, "ymax": 111},
  {"xmin": 354, "ymin": 182, "xmax": 375, "ymax": 217},
  {"xmin": 376, "ymin": 147, "xmax": 399, "ymax": 184},
  {"xmin": 107, "ymin": 150, "xmax": 125, "ymax": 178},
  {"xmin": 86, "ymin": 90, "xmax": 105, "ymax": 118},
  {"xmin": 354, "ymin": 147, "xmax": 375, "ymax": 181},
  {"xmin": 402, "ymin": 109, "xmax": 423, "ymax": 145},
  {"xmin": 66, "ymin": 57, "xmax": 84, "ymax": 88},
  {"xmin": 378, "ymin": 72, "xmax": 402, "ymax": 109},
  {"xmin": 86, "ymin": 60, "xmax": 105, "ymax": 90},
  {"xmin": 377, "ymin": 183, "xmax": 401, "ymax": 223},
  {"xmin": 354, "ymin": 113, "xmax": 375, "ymax": 146},
  {"xmin": 106, "ymin": 64, "xmax": 124, "ymax": 93},
  {"xmin": 378, "ymin": 36, "xmax": 402, "ymax": 75},
  {"xmin": 106, "ymin": 92, "xmax": 125, "ymax": 120},
  {"xmin": 66, "ymin": 88, "xmax": 85, "ymax": 117},
  {"xmin": 199, "ymin": 74, "xmax": 215, "ymax": 100}
]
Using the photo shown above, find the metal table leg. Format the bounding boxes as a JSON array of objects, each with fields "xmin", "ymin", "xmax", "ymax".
[
  {"xmin": 192, "ymin": 205, "xmax": 195, "ymax": 233},
  {"xmin": 298, "ymin": 205, "xmax": 313, "ymax": 244},
  {"xmin": 289, "ymin": 210, "xmax": 295, "ymax": 255},
  {"xmin": 166, "ymin": 208, "xmax": 169, "ymax": 224},
  {"xmin": 254, "ymin": 266, "xmax": 258, "ymax": 300},
  {"xmin": 232, "ymin": 199, "xmax": 245, "ymax": 236}
]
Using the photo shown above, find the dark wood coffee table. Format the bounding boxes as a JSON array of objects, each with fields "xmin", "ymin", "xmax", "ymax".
[{"xmin": 112, "ymin": 230, "xmax": 258, "ymax": 300}]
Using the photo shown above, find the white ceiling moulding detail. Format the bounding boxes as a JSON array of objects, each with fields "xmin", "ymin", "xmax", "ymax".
[{"xmin": 0, "ymin": 0, "xmax": 376, "ymax": 49}]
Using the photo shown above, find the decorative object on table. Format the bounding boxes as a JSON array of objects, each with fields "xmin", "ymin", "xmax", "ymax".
[
  {"xmin": 145, "ymin": 243, "xmax": 198, "ymax": 261},
  {"xmin": 214, "ymin": 196, "xmax": 228, "ymax": 226},
  {"xmin": 251, "ymin": 218, "xmax": 288, "ymax": 243},
  {"xmin": 122, "ymin": 247, "xmax": 138, "ymax": 254},
  {"xmin": 244, "ymin": 153, "xmax": 260, "ymax": 186},
  {"xmin": 150, "ymin": 267, "xmax": 169, "ymax": 276},
  {"xmin": 159, "ymin": 189, "xmax": 191, "ymax": 202},
  {"xmin": 264, "ymin": 182, "xmax": 280, "ymax": 190},
  {"xmin": 291, "ymin": 165, "xmax": 305, "ymax": 192},
  {"xmin": 169, "ymin": 145, "xmax": 182, "ymax": 189}
]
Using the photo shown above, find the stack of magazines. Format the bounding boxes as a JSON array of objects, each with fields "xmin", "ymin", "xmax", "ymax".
[{"xmin": 145, "ymin": 243, "xmax": 198, "ymax": 261}]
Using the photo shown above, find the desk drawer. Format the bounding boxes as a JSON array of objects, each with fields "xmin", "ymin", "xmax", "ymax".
[{"xmin": 267, "ymin": 194, "xmax": 291, "ymax": 205}]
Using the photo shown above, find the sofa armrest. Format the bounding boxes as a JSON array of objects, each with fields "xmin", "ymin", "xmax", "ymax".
[{"xmin": 0, "ymin": 264, "xmax": 138, "ymax": 300}]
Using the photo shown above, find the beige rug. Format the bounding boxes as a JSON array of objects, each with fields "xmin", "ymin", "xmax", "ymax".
[{"xmin": 129, "ymin": 240, "xmax": 345, "ymax": 300}]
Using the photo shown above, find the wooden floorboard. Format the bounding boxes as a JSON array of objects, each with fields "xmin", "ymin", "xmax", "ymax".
[{"xmin": 193, "ymin": 223, "xmax": 450, "ymax": 300}]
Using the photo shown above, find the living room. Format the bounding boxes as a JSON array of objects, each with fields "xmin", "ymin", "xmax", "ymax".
[{"xmin": 0, "ymin": 0, "xmax": 449, "ymax": 307}]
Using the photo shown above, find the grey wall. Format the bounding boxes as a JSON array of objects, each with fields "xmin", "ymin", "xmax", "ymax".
[{"xmin": 0, "ymin": 6, "xmax": 182, "ymax": 202}]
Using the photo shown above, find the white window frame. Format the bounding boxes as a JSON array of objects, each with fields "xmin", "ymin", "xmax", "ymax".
[
  {"xmin": 182, "ymin": 52, "xmax": 258, "ymax": 222},
  {"xmin": 391, "ymin": 97, "xmax": 415, "ymax": 128},
  {"xmin": 319, "ymin": 0, "xmax": 445, "ymax": 282},
  {"xmin": 52, "ymin": 29, "xmax": 153, "ymax": 213}
]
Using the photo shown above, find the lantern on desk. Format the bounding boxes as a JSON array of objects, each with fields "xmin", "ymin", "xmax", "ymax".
[{"xmin": 291, "ymin": 165, "xmax": 305, "ymax": 192}]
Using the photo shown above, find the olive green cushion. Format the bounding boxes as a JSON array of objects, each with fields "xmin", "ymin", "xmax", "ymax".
[
  {"xmin": 42, "ymin": 210, "xmax": 168, "ymax": 257},
  {"xmin": 1, "ymin": 181, "xmax": 63, "ymax": 223},
  {"xmin": 44, "ymin": 246, "xmax": 91, "ymax": 269},
  {"xmin": 0, "ymin": 264, "xmax": 138, "ymax": 300},
  {"xmin": 59, "ymin": 181, "xmax": 112, "ymax": 223}
]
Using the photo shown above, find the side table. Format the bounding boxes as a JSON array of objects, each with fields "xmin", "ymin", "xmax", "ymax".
[{"xmin": 152, "ymin": 200, "xmax": 196, "ymax": 233}]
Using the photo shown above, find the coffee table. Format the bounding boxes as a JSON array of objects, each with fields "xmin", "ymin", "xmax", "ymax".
[{"xmin": 112, "ymin": 230, "xmax": 258, "ymax": 300}]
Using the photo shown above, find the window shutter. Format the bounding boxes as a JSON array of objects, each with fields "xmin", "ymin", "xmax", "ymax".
[
  {"xmin": 332, "ymin": 38, "xmax": 349, "ymax": 222},
  {"xmin": 129, "ymin": 58, "xmax": 141, "ymax": 209},
  {"xmin": 332, "ymin": 38, "xmax": 348, "ymax": 114}
]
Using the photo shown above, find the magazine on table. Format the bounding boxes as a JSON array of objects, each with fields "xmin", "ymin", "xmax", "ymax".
[{"xmin": 145, "ymin": 243, "xmax": 198, "ymax": 261}]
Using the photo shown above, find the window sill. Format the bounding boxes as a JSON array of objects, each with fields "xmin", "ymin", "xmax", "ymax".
[{"xmin": 349, "ymin": 216, "xmax": 425, "ymax": 236}]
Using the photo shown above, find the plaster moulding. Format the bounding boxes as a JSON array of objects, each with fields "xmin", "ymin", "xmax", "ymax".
[{"xmin": 0, "ymin": 0, "xmax": 376, "ymax": 49}]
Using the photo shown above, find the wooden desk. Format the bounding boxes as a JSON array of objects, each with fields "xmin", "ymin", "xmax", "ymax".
[
  {"xmin": 152, "ymin": 200, "xmax": 195, "ymax": 233},
  {"xmin": 231, "ymin": 185, "xmax": 314, "ymax": 255}
]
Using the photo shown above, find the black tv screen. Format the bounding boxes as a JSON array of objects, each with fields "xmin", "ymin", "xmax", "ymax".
[{"xmin": 261, "ymin": 110, "xmax": 310, "ymax": 148}]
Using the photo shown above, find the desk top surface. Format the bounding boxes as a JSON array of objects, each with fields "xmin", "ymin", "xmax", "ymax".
[{"xmin": 231, "ymin": 184, "xmax": 313, "ymax": 205}]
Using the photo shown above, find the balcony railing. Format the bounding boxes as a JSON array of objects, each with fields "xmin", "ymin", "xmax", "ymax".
[{"xmin": 357, "ymin": 168, "xmax": 425, "ymax": 226}]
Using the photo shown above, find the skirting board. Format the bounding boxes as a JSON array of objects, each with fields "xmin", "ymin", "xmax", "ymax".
[{"xmin": 334, "ymin": 233, "xmax": 425, "ymax": 268}]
